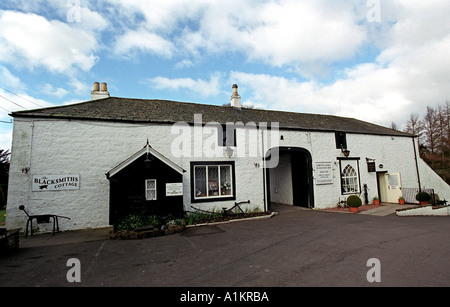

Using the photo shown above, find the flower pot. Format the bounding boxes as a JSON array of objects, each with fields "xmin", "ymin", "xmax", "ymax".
[
  {"xmin": 398, "ymin": 199, "xmax": 405, "ymax": 205},
  {"xmin": 373, "ymin": 199, "xmax": 380, "ymax": 206},
  {"xmin": 349, "ymin": 206, "xmax": 359, "ymax": 213},
  {"xmin": 419, "ymin": 201, "xmax": 428, "ymax": 206}
]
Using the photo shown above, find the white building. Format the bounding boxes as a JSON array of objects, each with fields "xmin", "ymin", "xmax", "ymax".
[{"xmin": 6, "ymin": 83, "xmax": 450, "ymax": 233}]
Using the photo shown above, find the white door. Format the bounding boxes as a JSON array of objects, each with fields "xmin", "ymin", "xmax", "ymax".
[{"xmin": 385, "ymin": 173, "xmax": 403, "ymax": 203}]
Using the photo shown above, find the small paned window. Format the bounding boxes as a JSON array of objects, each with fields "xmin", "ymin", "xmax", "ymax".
[
  {"xmin": 145, "ymin": 179, "xmax": 157, "ymax": 201},
  {"xmin": 191, "ymin": 162, "xmax": 235, "ymax": 202}
]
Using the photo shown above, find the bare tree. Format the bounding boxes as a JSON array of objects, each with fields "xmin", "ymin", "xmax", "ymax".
[
  {"xmin": 418, "ymin": 103, "xmax": 450, "ymax": 184},
  {"xmin": 390, "ymin": 122, "xmax": 398, "ymax": 131},
  {"xmin": 403, "ymin": 113, "xmax": 424, "ymax": 145},
  {"xmin": 423, "ymin": 106, "xmax": 439, "ymax": 155}
]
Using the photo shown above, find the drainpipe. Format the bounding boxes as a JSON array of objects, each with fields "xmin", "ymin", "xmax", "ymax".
[
  {"xmin": 262, "ymin": 129, "xmax": 267, "ymax": 212},
  {"xmin": 412, "ymin": 137, "xmax": 422, "ymax": 192}
]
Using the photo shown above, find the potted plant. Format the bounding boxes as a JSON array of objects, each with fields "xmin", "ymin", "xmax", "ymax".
[
  {"xmin": 416, "ymin": 192, "xmax": 431, "ymax": 205},
  {"xmin": 347, "ymin": 195, "xmax": 362, "ymax": 213},
  {"xmin": 398, "ymin": 196, "xmax": 405, "ymax": 205},
  {"xmin": 373, "ymin": 196, "xmax": 380, "ymax": 206}
]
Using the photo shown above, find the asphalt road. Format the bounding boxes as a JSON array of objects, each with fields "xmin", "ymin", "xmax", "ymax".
[{"xmin": 1, "ymin": 205, "xmax": 449, "ymax": 292}]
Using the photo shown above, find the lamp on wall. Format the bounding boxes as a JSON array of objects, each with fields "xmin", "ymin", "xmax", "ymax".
[
  {"xmin": 341, "ymin": 146, "xmax": 350, "ymax": 157},
  {"xmin": 225, "ymin": 146, "xmax": 234, "ymax": 158}
]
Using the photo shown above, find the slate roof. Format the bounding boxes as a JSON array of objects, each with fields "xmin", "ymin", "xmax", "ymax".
[{"xmin": 11, "ymin": 96, "xmax": 413, "ymax": 137}]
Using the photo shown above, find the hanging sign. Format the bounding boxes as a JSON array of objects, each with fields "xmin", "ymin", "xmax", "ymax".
[
  {"xmin": 315, "ymin": 162, "xmax": 333, "ymax": 185},
  {"xmin": 166, "ymin": 183, "xmax": 183, "ymax": 196},
  {"xmin": 32, "ymin": 174, "xmax": 80, "ymax": 192}
]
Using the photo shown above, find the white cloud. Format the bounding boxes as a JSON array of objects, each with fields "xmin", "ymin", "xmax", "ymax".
[
  {"xmin": 0, "ymin": 10, "xmax": 100, "ymax": 74},
  {"xmin": 68, "ymin": 78, "xmax": 91, "ymax": 97},
  {"xmin": 147, "ymin": 73, "xmax": 222, "ymax": 97},
  {"xmin": 105, "ymin": 0, "xmax": 367, "ymax": 73},
  {"xmin": 113, "ymin": 28, "xmax": 175, "ymax": 58},
  {"xmin": 0, "ymin": 130, "xmax": 13, "ymax": 151},
  {"xmin": 41, "ymin": 83, "xmax": 69, "ymax": 98},
  {"xmin": 175, "ymin": 60, "xmax": 194, "ymax": 69},
  {"xmin": 0, "ymin": 66, "xmax": 23, "ymax": 90}
]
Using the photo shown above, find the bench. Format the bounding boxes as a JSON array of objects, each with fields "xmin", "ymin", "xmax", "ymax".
[{"xmin": 19, "ymin": 205, "xmax": 70, "ymax": 237}]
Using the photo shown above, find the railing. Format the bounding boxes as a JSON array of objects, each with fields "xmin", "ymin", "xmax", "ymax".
[{"xmin": 402, "ymin": 188, "xmax": 435, "ymax": 204}]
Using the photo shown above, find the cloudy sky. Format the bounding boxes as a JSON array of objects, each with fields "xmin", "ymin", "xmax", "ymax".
[{"xmin": 1, "ymin": 0, "xmax": 449, "ymax": 150}]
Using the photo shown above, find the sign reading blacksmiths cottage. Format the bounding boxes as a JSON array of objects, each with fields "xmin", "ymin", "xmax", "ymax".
[{"xmin": 32, "ymin": 175, "xmax": 80, "ymax": 192}]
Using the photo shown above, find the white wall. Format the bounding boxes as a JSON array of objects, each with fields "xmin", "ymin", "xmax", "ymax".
[
  {"xmin": 6, "ymin": 117, "xmax": 449, "ymax": 233},
  {"xmin": 269, "ymin": 153, "xmax": 293, "ymax": 205},
  {"xmin": 6, "ymin": 118, "xmax": 267, "ymax": 232}
]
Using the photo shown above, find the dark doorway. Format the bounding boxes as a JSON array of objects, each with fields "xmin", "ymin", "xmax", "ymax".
[
  {"xmin": 266, "ymin": 147, "xmax": 314, "ymax": 210},
  {"xmin": 108, "ymin": 153, "xmax": 184, "ymax": 226}
]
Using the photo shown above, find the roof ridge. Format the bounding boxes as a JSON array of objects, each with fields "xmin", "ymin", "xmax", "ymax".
[{"xmin": 10, "ymin": 96, "xmax": 414, "ymax": 138}]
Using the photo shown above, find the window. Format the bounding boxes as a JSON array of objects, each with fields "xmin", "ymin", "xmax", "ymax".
[
  {"xmin": 339, "ymin": 159, "xmax": 360, "ymax": 195},
  {"xmin": 191, "ymin": 162, "xmax": 235, "ymax": 202},
  {"xmin": 145, "ymin": 179, "xmax": 157, "ymax": 200},
  {"xmin": 335, "ymin": 132, "xmax": 347, "ymax": 149},
  {"xmin": 219, "ymin": 125, "xmax": 236, "ymax": 147}
]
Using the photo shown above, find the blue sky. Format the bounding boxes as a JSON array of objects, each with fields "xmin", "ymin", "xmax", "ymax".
[{"xmin": 1, "ymin": 0, "xmax": 450, "ymax": 150}]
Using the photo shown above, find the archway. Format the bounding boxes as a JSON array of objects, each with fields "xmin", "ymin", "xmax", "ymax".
[{"xmin": 265, "ymin": 147, "xmax": 314, "ymax": 210}]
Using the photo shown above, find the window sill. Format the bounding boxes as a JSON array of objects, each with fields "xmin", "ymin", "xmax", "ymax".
[{"xmin": 192, "ymin": 196, "xmax": 236, "ymax": 203}]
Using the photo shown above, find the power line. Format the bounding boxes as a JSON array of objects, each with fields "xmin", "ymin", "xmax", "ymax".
[
  {"xmin": 0, "ymin": 104, "xmax": 11, "ymax": 113},
  {"xmin": 0, "ymin": 87, "xmax": 44, "ymax": 108},
  {"xmin": 0, "ymin": 94, "xmax": 26, "ymax": 109}
]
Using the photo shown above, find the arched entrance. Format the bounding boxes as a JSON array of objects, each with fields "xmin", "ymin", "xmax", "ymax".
[{"xmin": 265, "ymin": 147, "xmax": 314, "ymax": 210}]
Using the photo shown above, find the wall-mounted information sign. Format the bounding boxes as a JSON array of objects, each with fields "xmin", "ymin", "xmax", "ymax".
[
  {"xmin": 315, "ymin": 162, "xmax": 333, "ymax": 185},
  {"xmin": 166, "ymin": 183, "xmax": 183, "ymax": 196},
  {"xmin": 32, "ymin": 174, "xmax": 80, "ymax": 191}
]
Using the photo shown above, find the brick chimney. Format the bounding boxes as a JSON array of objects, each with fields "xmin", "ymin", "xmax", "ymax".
[
  {"xmin": 91, "ymin": 82, "xmax": 110, "ymax": 100},
  {"xmin": 230, "ymin": 84, "xmax": 241, "ymax": 109}
]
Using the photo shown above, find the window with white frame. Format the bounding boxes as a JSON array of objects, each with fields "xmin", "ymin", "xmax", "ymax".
[
  {"xmin": 192, "ymin": 162, "xmax": 235, "ymax": 202},
  {"xmin": 340, "ymin": 160, "xmax": 360, "ymax": 194},
  {"xmin": 145, "ymin": 179, "xmax": 157, "ymax": 200}
]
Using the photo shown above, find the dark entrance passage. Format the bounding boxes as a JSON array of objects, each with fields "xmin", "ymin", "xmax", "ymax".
[
  {"xmin": 107, "ymin": 144, "xmax": 185, "ymax": 226},
  {"xmin": 266, "ymin": 147, "xmax": 314, "ymax": 210}
]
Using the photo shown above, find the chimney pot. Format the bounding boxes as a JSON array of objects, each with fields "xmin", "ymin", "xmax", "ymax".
[
  {"xmin": 230, "ymin": 84, "xmax": 241, "ymax": 109},
  {"xmin": 91, "ymin": 81, "xmax": 110, "ymax": 101}
]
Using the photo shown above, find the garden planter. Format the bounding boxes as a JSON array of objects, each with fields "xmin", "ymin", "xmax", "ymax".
[
  {"xmin": 349, "ymin": 206, "xmax": 359, "ymax": 213},
  {"xmin": 419, "ymin": 201, "xmax": 428, "ymax": 206},
  {"xmin": 398, "ymin": 199, "xmax": 405, "ymax": 205},
  {"xmin": 373, "ymin": 199, "xmax": 380, "ymax": 206}
]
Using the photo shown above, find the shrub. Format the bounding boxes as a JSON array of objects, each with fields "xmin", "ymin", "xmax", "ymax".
[
  {"xmin": 415, "ymin": 192, "xmax": 431, "ymax": 202},
  {"xmin": 347, "ymin": 195, "xmax": 362, "ymax": 208},
  {"xmin": 116, "ymin": 214, "xmax": 161, "ymax": 231}
]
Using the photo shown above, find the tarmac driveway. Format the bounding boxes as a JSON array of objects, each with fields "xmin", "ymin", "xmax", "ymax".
[{"xmin": 1, "ymin": 205, "xmax": 449, "ymax": 290}]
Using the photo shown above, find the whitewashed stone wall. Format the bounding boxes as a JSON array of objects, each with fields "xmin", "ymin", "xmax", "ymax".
[{"xmin": 6, "ymin": 116, "xmax": 450, "ymax": 233}]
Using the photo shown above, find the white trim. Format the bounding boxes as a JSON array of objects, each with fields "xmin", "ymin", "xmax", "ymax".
[
  {"xmin": 193, "ymin": 164, "xmax": 233, "ymax": 200},
  {"xmin": 145, "ymin": 179, "xmax": 157, "ymax": 200},
  {"xmin": 107, "ymin": 144, "xmax": 186, "ymax": 178}
]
